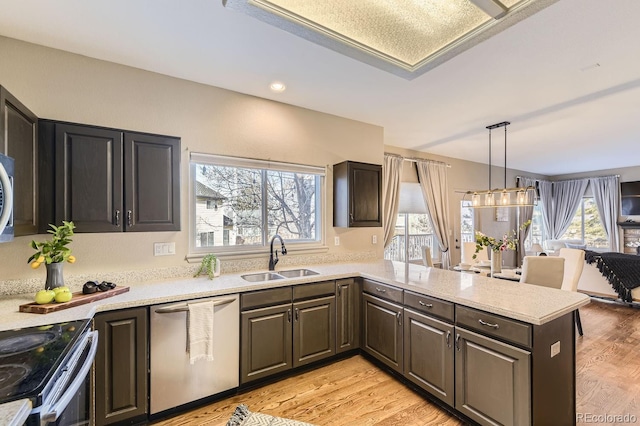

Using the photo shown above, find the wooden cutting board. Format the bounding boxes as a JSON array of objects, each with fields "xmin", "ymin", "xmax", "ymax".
[{"xmin": 19, "ymin": 286, "xmax": 130, "ymax": 314}]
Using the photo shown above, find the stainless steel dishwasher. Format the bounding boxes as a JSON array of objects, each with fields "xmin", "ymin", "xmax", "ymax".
[{"xmin": 149, "ymin": 294, "xmax": 239, "ymax": 415}]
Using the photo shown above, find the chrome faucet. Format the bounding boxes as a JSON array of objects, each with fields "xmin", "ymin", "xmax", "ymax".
[{"xmin": 268, "ymin": 234, "xmax": 287, "ymax": 271}]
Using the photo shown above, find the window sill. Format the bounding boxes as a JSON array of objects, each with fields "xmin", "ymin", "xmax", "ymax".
[{"xmin": 186, "ymin": 244, "xmax": 329, "ymax": 264}]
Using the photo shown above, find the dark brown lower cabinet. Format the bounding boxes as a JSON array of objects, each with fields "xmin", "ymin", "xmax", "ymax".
[
  {"xmin": 336, "ymin": 278, "xmax": 360, "ymax": 354},
  {"xmin": 94, "ymin": 307, "xmax": 148, "ymax": 426},
  {"xmin": 362, "ymin": 293, "xmax": 403, "ymax": 373},
  {"xmin": 403, "ymin": 308, "xmax": 454, "ymax": 406},
  {"xmin": 241, "ymin": 303, "xmax": 293, "ymax": 384},
  {"xmin": 240, "ymin": 282, "xmax": 337, "ymax": 385},
  {"xmin": 454, "ymin": 327, "xmax": 531, "ymax": 426},
  {"xmin": 293, "ymin": 296, "xmax": 335, "ymax": 367}
]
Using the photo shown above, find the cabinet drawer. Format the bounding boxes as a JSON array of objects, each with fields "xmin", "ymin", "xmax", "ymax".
[
  {"xmin": 404, "ymin": 291, "xmax": 454, "ymax": 322},
  {"xmin": 456, "ymin": 306, "xmax": 532, "ymax": 348},
  {"xmin": 362, "ymin": 279, "xmax": 403, "ymax": 304},
  {"xmin": 293, "ymin": 281, "xmax": 335, "ymax": 301},
  {"xmin": 241, "ymin": 287, "xmax": 292, "ymax": 310}
]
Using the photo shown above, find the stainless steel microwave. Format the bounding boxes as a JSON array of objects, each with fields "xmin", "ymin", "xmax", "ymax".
[{"xmin": 0, "ymin": 153, "xmax": 14, "ymax": 242}]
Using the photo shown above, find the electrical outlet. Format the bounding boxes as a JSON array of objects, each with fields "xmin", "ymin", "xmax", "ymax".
[
  {"xmin": 334, "ymin": 236, "xmax": 340, "ymax": 246},
  {"xmin": 154, "ymin": 242, "xmax": 176, "ymax": 256},
  {"xmin": 372, "ymin": 235, "xmax": 377, "ymax": 244},
  {"xmin": 550, "ymin": 341, "xmax": 560, "ymax": 358}
]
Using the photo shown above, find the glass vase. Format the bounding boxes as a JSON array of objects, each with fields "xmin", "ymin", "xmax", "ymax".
[
  {"xmin": 45, "ymin": 262, "xmax": 65, "ymax": 290},
  {"xmin": 490, "ymin": 250, "xmax": 502, "ymax": 276}
]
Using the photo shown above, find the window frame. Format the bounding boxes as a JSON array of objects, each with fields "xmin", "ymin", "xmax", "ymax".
[{"xmin": 188, "ymin": 153, "xmax": 327, "ymax": 260}]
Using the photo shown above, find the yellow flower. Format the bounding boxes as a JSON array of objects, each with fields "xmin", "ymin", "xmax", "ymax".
[{"xmin": 67, "ymin": 255, "xmax": 76, "ymax": 264}]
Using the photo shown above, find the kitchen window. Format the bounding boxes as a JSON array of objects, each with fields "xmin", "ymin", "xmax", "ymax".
[{"xmin": 189, "ymin": 153, "xmax": 325, "ymax": 256}]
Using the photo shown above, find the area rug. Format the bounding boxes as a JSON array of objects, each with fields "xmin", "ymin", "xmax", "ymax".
[{"xmin": 226, "ymin": 404, "xmax": 316, "ymax": 426}]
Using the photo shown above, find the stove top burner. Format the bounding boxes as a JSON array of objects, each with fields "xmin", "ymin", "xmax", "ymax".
[
  {"xmin": 0, "ymin": 364, "xmax": 32, "ymax": 397},
  {"xmin": 0, "ymin": 331, "xmax": 58, "ymax": 356}
]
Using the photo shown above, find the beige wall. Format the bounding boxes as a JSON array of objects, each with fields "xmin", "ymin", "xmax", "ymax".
[{"xmin": 0, "ymin": 36, "xmax": 384, "ymax": 283}]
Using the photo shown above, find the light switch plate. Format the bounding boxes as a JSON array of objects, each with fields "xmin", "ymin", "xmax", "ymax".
[
  {"xmin": 334, "ymin": 236, "xmax": 340, "ymax": 246},
  {"xmin": 154, "ymin": 242, "xmax": 176, "ymax": 256},
  {"xmin": 372, "ymin": 235, "xmax": 377, "ymax": 244}
]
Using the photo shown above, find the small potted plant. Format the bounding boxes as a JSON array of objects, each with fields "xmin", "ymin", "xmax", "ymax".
[
  {"xmin": 194, "ymin": 254, "xmax": 220, "ymax": 280},
  {"xmin": 28, "ymin": 221, "xmax": 76, "ymax": 289}
]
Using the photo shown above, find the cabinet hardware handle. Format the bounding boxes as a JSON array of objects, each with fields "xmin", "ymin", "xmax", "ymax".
[
  {"xmin": 375, "ymin": 287, "xmax": 386, "ymax": 293},
  {"xmin": 396, "ymin": 311, "xmax": 402, "ymax": 326},
  {"xmin": 446, "ymin": 331, "xmax": 451, "ymax": 348},
  {"xmin": 418, "ymin": 301, "xmax": 433, "ymax": 308},
  {"xmin": 287, "ymin": 309, "xmax": 292, "ymax": 323},
  {"xmin": 478, "ymin": 319, "xmax": 500, "ymax": 329},
  {"xmin": 338, "ymin": 285, "xmax": 342, "ymax": 297},
  {"xmin": 127, "ymin": 210, "xmax": 133, "ymax": 227},
  {"xmin": 115, "ymin": 210, "xmax": 120, "ymax": 227},
  {"xmin": 350, "ymin": 213, "xmax": 354, "ymax": 221},
  {"xmin": 455, "ymin": 333, "xmax": 461, "ymax": 351},
  {"xmin": 295, "ymin": 308, "xmax": 299, "ymax": 321}
]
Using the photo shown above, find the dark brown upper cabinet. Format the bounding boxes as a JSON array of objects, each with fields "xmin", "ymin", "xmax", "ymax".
[
  {"xmin": 0, "ymin": 86, "xmax": 39, "ymax": 236},
  {"xmin": 333, "ymin": 161, "xmax": 382, "ymax": 227},
  {"xmin": 39, "ymin": 120, "xmax": 180, "ymax": 233}
]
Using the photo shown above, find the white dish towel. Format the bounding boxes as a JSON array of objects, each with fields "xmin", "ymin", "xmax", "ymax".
[{"xmin": 187, "ymin": 301, "xmax": 215, "ymax": 364}]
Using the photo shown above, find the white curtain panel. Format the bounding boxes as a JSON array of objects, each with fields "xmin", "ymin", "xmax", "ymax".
[
  {"xmin": 549, "ymin": 179, "xmax": 589, "ymax": 239},
  {"xmin": 590, "ymin": 175, "xmax": 620, "ymax": 251},
  {"xmin": 539, "ymin": 180, "xmax": 555, "ymax": 241},
  {"xmin": 416, "ymin": 160, "xmax": 452, "ymax": 269},
  {"xmin": 382, "ymin": 154, "xmax": 404, "ymax": 248},
  {"xmin": 516, "ymin": 176, "xmax": 537, "ymax": 266}
]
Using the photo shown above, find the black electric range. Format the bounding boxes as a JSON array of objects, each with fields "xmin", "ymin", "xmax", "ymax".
[{"xmin": 0, "ymin": 319, "xmax": 90, "ymax": 407}]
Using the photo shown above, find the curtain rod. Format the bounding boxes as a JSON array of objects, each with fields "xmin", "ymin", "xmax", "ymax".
[
  {"xmin": 384, "ymin": 153, "xmax": 451, "ymax": 168},
  {"xmin": 516, "ymin": 174, "xmax": 620, "ymax": 182}
]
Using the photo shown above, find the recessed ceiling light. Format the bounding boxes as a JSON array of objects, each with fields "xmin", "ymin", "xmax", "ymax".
[{"xmin": 270, "ymin": 81, "xmax": 286, "ymax": 92}]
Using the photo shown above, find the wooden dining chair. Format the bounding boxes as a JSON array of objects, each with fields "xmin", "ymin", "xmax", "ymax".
[{"xmin": 519, "ymin": 256, "xmax": 565, "ymax": 289}]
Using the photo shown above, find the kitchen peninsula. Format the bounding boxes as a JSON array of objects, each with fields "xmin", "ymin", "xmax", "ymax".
[{"xmin": 0, "ymin": 261, "xmax": 589, "ymax": 425}]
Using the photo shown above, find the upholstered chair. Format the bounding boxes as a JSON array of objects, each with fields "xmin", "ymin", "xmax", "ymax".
[
  {"xmin": 519, "ymin": 256, "xmax": 565, "ymax": 289},
  {"xmin": 558, "ymin": 248, "xmax": 586, "ymax": 336}
]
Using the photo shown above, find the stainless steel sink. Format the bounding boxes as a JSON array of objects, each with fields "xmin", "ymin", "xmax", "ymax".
[
  {"xmin": 277, "ymin": 268, "xmax": 320, "ymax": 278},
  {"xmin": 241, "ymin": 272, "xmax": 285, "ymax": 282}
]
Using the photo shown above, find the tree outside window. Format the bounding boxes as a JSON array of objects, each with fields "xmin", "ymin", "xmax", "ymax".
[
  {"xmin": 561, "ymin": 198, "xmax": 609, "ymax": 249},
  {"xmin": 192, "ymin": 160, "xmax": 322, "ymax": 252}
]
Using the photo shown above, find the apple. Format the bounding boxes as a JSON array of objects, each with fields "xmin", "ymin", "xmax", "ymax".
[
  {"xmin": 54, "ymin": 290, "xmax": 73, "ymax": 303},
  {"xmin": 35, "ymin": 290, "xmax": 55, "ymax": 305},
  {"xmin": 53, "ymin": 286, "xmax": 70, "ymax": 295}
]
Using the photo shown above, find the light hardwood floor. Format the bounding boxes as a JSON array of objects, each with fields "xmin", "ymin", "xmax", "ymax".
[{"xmin": 153, "ymin": 299, "xmax": 640, "ymax": 425}]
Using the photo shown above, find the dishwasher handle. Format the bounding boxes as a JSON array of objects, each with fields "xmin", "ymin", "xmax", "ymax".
[{"xmin": 154, "ymin": 297, "xmax": 236, "ymax": 314}]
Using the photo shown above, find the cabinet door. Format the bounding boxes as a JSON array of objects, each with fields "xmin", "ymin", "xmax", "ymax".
[
  {"xmin": 55, "ymin": 123, "xmax": 123, "ymax": 232},
  {"xmin": 293, "ymin": 296, "xmax": 335, "ymax": 367},
  {"xmin": 455, "ymin": 327, "xmax": 531, "ymax": 426},
  {"xmin": 403, "ymin": 308, "xmax": 454, "ymax": 406},
  {"xmin": 362, "ymin": 293, "xmax": 403, "ymax": 373},
  {"xmin": 333, "ymin": 161, "xmax": 382, "ymax": 227},
  {"xmin": 124, "ymin": 132, "xmax": 180, "ymax": 231},
  {"xmin": 349, "ymin": 162, "xmax": 381, "ymax": 227},
  {"xmin": 0, "ymin": 86, "xmax": 38, "ymax": 235},
  {"xmin": 336, "ymin": 278, "xmax": 360, "ymax": 353},
  {"xmin": 241, "ymin": 303, "xmax": 293, "ymax": 384},
  {"xmin": 94, "ymin": 307, "xmax": 148, "ymax": 426}
]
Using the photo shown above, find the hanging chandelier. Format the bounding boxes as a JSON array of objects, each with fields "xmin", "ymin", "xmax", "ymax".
[{"xmin": 463, "ymin": 121, "xmax": 536, "ymax": 208}]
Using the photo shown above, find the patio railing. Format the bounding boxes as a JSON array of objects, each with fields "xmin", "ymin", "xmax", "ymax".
[{"xmin": 384, "ymin": 234, "xmax": 435, "ymax": 263}]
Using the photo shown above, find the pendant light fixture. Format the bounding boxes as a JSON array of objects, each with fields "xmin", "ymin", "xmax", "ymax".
[{"xmin": 464, "ymin": 121, "xmax": 536, "ymax": 208}]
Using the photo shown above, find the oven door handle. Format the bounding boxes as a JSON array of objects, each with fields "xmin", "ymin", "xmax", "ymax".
[{"xmin": 39, "ymin": 330, "xmax": 99, "ymax": 425}]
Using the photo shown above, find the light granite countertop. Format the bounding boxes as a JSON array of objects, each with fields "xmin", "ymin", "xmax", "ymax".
[
  {"xmin": 0, "ymin": 399, "xmax": 31, "ymax": 426},
  {"xmin": 0, "ymin": 260, "xmax": 589, "ymax": 332}
]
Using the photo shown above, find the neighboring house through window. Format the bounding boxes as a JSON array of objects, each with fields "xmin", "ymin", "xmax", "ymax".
[{"xmin": 190, "ymin": 153, "xmax": 324, "ymax": 255}]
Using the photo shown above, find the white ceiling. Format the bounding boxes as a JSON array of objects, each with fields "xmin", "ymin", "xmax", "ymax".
[{"xmin": 0, "ymin": 0, "xmax": 638, "ymax": 176}]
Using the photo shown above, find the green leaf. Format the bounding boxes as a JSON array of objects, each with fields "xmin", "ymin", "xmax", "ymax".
[{"xmin": 30, "ymin": 240, "xmax": 38, "ymax": 250}]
